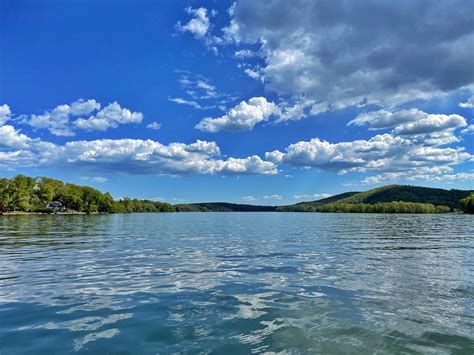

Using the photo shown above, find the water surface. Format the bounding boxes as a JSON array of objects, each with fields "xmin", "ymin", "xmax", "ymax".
[{"xmin": 0, "ymin": 213, "xmax": 473, "ymax": 353}]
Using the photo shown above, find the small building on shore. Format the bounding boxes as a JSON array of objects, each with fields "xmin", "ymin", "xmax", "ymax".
[{"xmin": 46, "ymin": 201, "xmax": 65, "ymax": 212}]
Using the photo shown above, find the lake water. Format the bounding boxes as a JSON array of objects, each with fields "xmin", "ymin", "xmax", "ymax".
[{"xmin": 0, "ymin": 213, "xmax": 473, "ymax": 354}]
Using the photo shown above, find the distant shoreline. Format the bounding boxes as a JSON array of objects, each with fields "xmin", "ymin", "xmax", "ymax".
[
  {"xmin": 0, "ymin": 210, "xmax": 466, "ymax": 216},
  {"xmin": 2, "ymin": 175, "xmax": 473, "ymax": 214},
  {"xmin": 0, "ymin": 211, "xmax": 93, "ymax": 216}
]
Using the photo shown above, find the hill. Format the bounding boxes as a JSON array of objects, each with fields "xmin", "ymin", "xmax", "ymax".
[
  {"xmin": 279, "ymin": 185, "xmax": 473, "ymax": 212},
  {"xmin": 175, "ymin": 202, "xmax": 276, "ymax": 212},
  {"xmin": 292, "ymin": 191, "xmax": 359, "ymax": 206}
]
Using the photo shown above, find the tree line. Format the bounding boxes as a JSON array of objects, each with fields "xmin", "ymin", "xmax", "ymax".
[
  {"xmin": 0, "ymin": 175, "xmax": 471, "ymax": 214},
  {"xmin": 277, "ymin": 201, "xmax": 451, "ymax": 213},
  {"xmin": 460, "ymin": 193, "xmax": 474, "ymax": 214},
  {"xmin": 0, "ymin": 175, "xmax": 174, "ymax": 213}
]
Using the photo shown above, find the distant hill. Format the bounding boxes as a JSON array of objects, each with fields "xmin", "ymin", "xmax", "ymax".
[
  {"xmin": 280, "ymin": 185, "xmax": 473, "ymax": 212},
  {"xmin": 175, "ymin": 202, "xmax": 276, "ymax": 212},
  {"xmin": 293, "ymin": 191, "xmax": 360, "ymax": 206}
]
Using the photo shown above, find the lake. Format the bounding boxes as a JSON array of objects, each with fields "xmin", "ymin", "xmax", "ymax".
[{"xmin": 0, "ymin": 213, "xmax": 473, "ymax": 354}]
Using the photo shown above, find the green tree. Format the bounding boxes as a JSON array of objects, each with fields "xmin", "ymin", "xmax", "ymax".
[{"xmin": 460, "ymin": 193, "xmax": 474, "ymax": 214}]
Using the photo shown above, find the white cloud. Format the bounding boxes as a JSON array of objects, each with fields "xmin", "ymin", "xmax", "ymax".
[
  {"xmin": 243, "ymin": 194, "xmax": 283, "ymax": 202},
  {"xmin": 0, "ymin": 104, "xmax": 12, "ymax": 125},
  {"xmin": 196, "ymin": 97, "xmax": 278, "ymax": 132},
  {"xmin": 74, "ymin": 102, "xmax": 143, "ymax": 131},
  {"xmin": 361, "ymin": 167, "xmax": 474, "ymax": 184},
  {"xmin": 61, "ymin": 139, "xmax": 277, "ymax": 175},
  {"xmin": 350, "ymin": 109, "xmax": 468, "ymax": 135},
  {"xmin": 146, "ymin": 122, "xmax": 162, "ymax": 130},
  {"xmin": 169, "ymin": 97, "xmax": 203, "ymax": 109},
  {"xmin": 81, "ymin": 176, "xmax": 108, "ymax": 183},
  {"xmin": 195, "ymin": 80, "xmax": 215, "ymax": 93},
  {"xmin": 265, "ymin": 133, "xmax": 472, "ymax": 177},
  {"xmin": 430, "ymin": 173, "xmax": 474, "ymax": 182},
  {"xmin": 277, "ymin": 98, "xmax": 326, "ymax": 122},
  {"xmin": 234, "ymin": 49, "xmax": 256, "ymax": 58},
  {"xmin": 242, "ymin": 195, "xmax": 256, "ymax": 201},
  {"xmin": 177, "ymin": 7, "xmax": 211, "ymax": 39},
  {"xmin": 0, "ymin": 124, "xmax": 277, "ymax": 175},
  {"xmin": 0, "ymin": 125, "xmax": 58, "ymax": 169},
  {"xmin": 349, "ymin": 109, "xmax": 424, "ymax": 130},
  {"xmin": 393, "ymin": 114, "xmax": 466, "ymax": 135},
  {"xmin": 244, "ymin": 68, "xmax": 261, "ymax": 80},
  {"xmin": 177, "ymin": 73, "xmax": 224, "ymax": 102},
  {"xmin": 20, "ymin": 99, "xmax": 142, "ymax": 135},
  {"xmin": 461, "ymin": 124, "xmax": 474, "ymax": 135},
  {"xmin": 263, "ymin": 194, "xmax": 283, "ymax": 200},
  {"xmin": 70, "ymin": 99, "xmax": 101, "ymax": 116},
  {"xmin": 0, "ymin": 125, "xmax": 34, "ymax": 150},
  {"xmin": 348, "ymin": 108, "xmax": 467, "ymax": 147},
  {"xmin": 223, "ymin": 1, "xmax": 474, "ymax": 111},
  {"xmin": 294, "ymin": 193, "xmax": 332, "ymax": 200},
  {"xmin": 459, "ymin": 95, "xmax": 474, "ymax": 108},
  {"xmin": 22, "ymin": 103, "xmax": 75, "ymax": 136}
]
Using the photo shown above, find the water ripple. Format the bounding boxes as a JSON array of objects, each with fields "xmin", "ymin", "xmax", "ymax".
[{"xmin": 0, "ymin": 213, "xmax": 473, "ymax": 353}]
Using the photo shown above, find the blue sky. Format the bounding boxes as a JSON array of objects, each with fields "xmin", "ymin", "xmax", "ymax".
[{"xmin": 1, "ymin": 0, "xmax": 473, "ymax": 204}]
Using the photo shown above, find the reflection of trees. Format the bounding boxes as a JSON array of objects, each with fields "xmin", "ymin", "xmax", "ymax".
[{"xmin": 0, "ymin": 215, "xmax": 113, "ymax": 249}]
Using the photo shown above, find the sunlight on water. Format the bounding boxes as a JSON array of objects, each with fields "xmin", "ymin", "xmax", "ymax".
[{"xmin": 0, "ymin": 213, "xmax": 473, "ymax": 353}]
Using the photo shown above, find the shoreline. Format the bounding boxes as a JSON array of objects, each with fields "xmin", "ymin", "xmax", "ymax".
[
  {"xmin": 0, "ymin": 211, "xmax": 465, "ymax": 216},
  {"xmin": 0, "ymin": 211, "xmax": 98, "ymax": 216}
]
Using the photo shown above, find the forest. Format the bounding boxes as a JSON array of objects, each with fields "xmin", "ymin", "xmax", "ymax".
[
  {"xmin": 277, "ymin": 201, "xmax": 451, "ymax": 213},
  {"xmin": 0, "ymin": 175, "xmax": 174, "ymax": 213},
  {"xmin": 460, "ymin": 193, "xmax": 474, "ymax": 214}
]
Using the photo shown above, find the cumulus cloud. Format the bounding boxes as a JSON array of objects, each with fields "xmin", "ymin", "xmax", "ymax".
[
  {"xmin": 350, "ymin": 108, "xmax": 467, "ymax": 135},
  {"xmin": 73, "ymin": 102, "xmax": 143, "ymax": 131},
  {"xmin": 63, "ymin": 139, "xmax": 277, "ymax": 175},
  {"xmin": 461, "ymin": 124, "xmax": 474, "ymax": 135},
  {"xmin": 22, "ymin": 103, "xmax": 75, "ymax": 136},
  {"xmin": 0, "ymin": 125, "xmax": 35, "ymax": 150},
  {"xmin": 393, "ymin": 113, "xmax": 466, "ymax": 135},
  {"xmin": 70, "ymin": 99, "xmax": 101, "ymax": 116},
  {"xmin": 20, "ymin": 99, "xmax": 142, "ymax": 136},
  {"xmin": 361, "ymin": 168, "xmax": 474, "ymax": 184},
  {"xmin": 265, "ymin": 133, "xmax": 472, "ymax": 177},
  {"xmin": 223, "ymin": 0, "xmax": 474, "ymax": 110},
  {"xmin": 0, "ymin": 125, "xmax": 58, "ymax": 169},
  {"xmin": 459, "ymin": 95, "xmax": 474, "ymax": 108},
  {"xmin": 349, "ymin": 109, "xmax": 423, "ymax": 130},
  {"xmin": 146, "ymin": 122, "xmax": 162, "ymax": 130},
  {"xmin": 196, "ymin": 97, "xmax": 278, "ymax": 132},
  {"xmin": 80, "ymin": 176, "xmax": 108, "ymax": 183},
  {"xmin": 0, "ymin": 123, "xmax": 277, "ymax": 175},
  {"xmin": 0, "ymin": 104, "xmax": 12, "ymax": 125},
  {"xmin": 348, "ymin": 108, "xmax": 468, "ymax": 148},
  {"xmin": 177, "ymin": 7, "xmax": 211, "ymax": 39},
  {"xmin": 276, "ymin": 98, "xmax": 328, "ymax": 122}
]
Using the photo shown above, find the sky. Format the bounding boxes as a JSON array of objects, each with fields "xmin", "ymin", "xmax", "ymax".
[{"xmin": 1, "ymin": 0, "xmax": 473, "ymax": 204}]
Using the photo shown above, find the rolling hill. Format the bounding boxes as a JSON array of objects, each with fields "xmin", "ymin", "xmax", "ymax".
[{"xmin": 279, "ymin": 185, "xmax": 473, "ymax": 212}]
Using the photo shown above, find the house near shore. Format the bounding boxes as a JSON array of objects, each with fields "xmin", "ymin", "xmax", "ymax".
[{"xmin": 46, "ymin": 201, "xmax": 65, "ymax": 212}]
